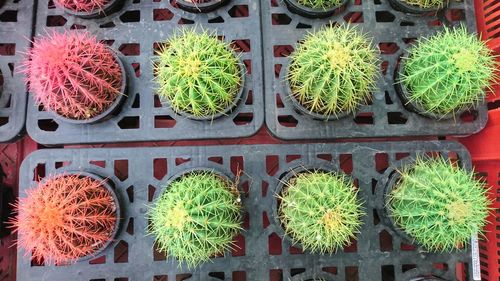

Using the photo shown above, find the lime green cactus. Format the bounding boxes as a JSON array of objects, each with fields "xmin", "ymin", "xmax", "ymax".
[
  {"xmin": 154, "ymin": 30, "xmax": 242, "ymax": 118},
  {"xmin": 296, "ymin": 0, "xmax": 343, "ymax": 9},
  {"xmin": 400, "ymin": 0, "xmax": 445, "ymax": 9},
  {"xmin": 401, "ymin": 26, "xmax": 498, "ymax": 116},
  {"xmin": 278, "ymin": 170, "xmax": 364, "ymax": 253},
  {"xmin": 389, "ymin": 157, "xmax": 491, "ymax": 251},
  {"xmin": 148, "ymin": 171, "xmax": 242, "ymax": 268},
  {"xmin": 287, "ymin": 25, "xmax": 379, "ymax": 117}
]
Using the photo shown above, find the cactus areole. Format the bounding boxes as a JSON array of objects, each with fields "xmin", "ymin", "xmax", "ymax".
[
  {"xmin": 385, "ymin": 157, "xmax": 491, "ymax": 252},
  {"xmin": 24, "ymin": 31, "xmax": 127, "ymax": 124},
  {"xmin": 11, "ymin": 172, "xmax": 121, "ymax": 264},
  {"xmin": 175, "ymin": 0, "xmax": 230, "ymax": 13},
  {"xmin": 148, "ymin": 169, "xmax": 242, "ymax": 268},
  {"xmin": 274, "ymin": 166, "xmax": 364, "ymax": 253},
  {"xmin": 283, "ymin": 0, "xmax": 349, "ymax": 18}
]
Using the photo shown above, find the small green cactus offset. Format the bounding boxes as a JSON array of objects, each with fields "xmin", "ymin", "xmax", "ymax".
[
  {"xmin": 154, "ymin": 30, "xmax": 242, "ymax": 118},
  {"xmin": 296, "ymin": 0, "xmax": 343, "ymax": 9},
  {"xmin": 389, "ymin": 157, "xmax": 491, "ymax": 251},
  {"xmin": 401, "ymin": 26, "xmax": 498, "ymax": 116},
  {"xmin": 148, "ymin": 171, "xmax": 242, "ymax": 268},
  {"xmin": 278, "ymin": 170, "xmax": 364, "ymax": 253},
  {"xmin": 287, "ymin": 25, "xmax": 378, "ymax": 117},
  {"xmin": 400, "ymin": 0, "xmax": 445, "ymax": 9}
]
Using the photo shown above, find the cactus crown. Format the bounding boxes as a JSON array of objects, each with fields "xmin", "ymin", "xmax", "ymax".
[
  {"xmin": 11, "ymin": 174, "xmax": 117, "ymax": 264},
  {"xmin": 401, "ymin": 26, "xmax": 498, "ymax": 116},
  {"xmin": 148, "ymin": 171, "xmax": 242, "ymax": 268},
  {"xmin": 389, "ymin": 157, "xmax": 491, "ymax": 251},
  {"xmin": 296, "ymin": 0, "xmax": 344, "ymax": 9},
  {"xmin": 278, "ymin": 170, "xmax": 364, "ymax": 253},
  {"xmin": 154, "ymin": 30, "xmax": 242, "ymax": 118},
  {"xmin": 287, "ymin": 25, "xmax": 378, "ymax": 117},
  {"xmin": 55, "ymin": 0, "xmax": 110, "ymax": 13},
  {"xmin": 23, "ymin": 31, "xmax": 123, "ymax": 120},
  {"xmin": 400, "ymin": 0, "xmax": 445, "ymax": 9}
]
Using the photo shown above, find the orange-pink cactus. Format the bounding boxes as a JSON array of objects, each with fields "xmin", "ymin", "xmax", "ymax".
[
  {"xmin": 55, "ymin": 0, "xmax": 110, "ymax": 13},
  {"xmin": 23, "ymin": 31, "xmax": 123, "ymax": 120},
  {"xmin": 10, "ymin": 174, "xmax": 118, "ymax": 264}
]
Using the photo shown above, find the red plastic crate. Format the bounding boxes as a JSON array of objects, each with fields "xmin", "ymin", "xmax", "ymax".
[
  {"xmin": 474, "ymin": 0, "xmax": 500, "ymax": 103},
  {"xmin": 460, "ymin": 109, "xmax": 500, "ymax": 281}
]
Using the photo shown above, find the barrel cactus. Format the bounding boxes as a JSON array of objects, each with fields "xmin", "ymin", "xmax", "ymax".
[
  {"xmin": 399, "ymin": 0, "xmax": 445, "ymax": 9},
  {"xmin": 148, "ymin": 171, "xmax": 242, "ymax": 268},
  {"xmin": 11, "ymin": 174, "xmax": 118, "ymax": 264},
  {"xmin": 278, "ymin": 170, "xmax": 364, "ymax": 253},
  {"xmin": 400, "ymin": 26, "xmax": 497, "ymax": 117},
  {"xmin": 296, "ymin": 0, "xmax": 344, "ymax": 9},
  {"xmin": 23, "ymin": 31, "xmax": 123, "ymax": 120},
  {"xmin": 154, "ymin": 30, "xmax": 242, "ymax": 118},
  {"xmin": 287, "ymin": 25, "xmax": 378, "ymax": 118},
  {"xmin": 388, "ymin": 157, "xmax": 491, "ymax": 251},
  {"xmin": 55, "ymin": 0, "xmax": 110, "ymax": 12}
]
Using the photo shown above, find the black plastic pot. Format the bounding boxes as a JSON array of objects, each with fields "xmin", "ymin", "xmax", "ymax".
[
  {"xmin": 175, "ymin": 0, "xmax": 230, "ymax": 13},
  {"xmin": 283, "ymin": 0, "xmax": 349, "ymax": 19},
  {"xmin": 394, "ymin": 56, "xmax": 470, "ymax": 120},
  {"xmin": 286, "ymin": 78, "xmax": 352, "ymax": 121},
  {"xmin": 273, "ymin": 164, "xmax": 353, "ymax": 252},
  {"xmin": 382, "ymin": 168, "xmax": 418, "ymax": 246},
  {"xmin": 55, "ymin": 0, "xmax": 124, "ymax": 19},
  {"xmin": 160, "ymin": 59, "xmax": 246, "ymax": 121},
  {"xmin": 387, "ymin": 0, "xmax": 447, "ymax": 14},
  {"xmin": 52, "ymin": 171, "xmax": 122, "ymax": 262},
  {"xmin": 49, "ymin": 48, "xmax": 128, "ymax": 125}
]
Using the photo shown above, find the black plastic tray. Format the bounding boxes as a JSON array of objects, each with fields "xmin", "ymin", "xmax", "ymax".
[
  {"xmin": 18, "ymin": 141, "xmax": 475, "ymax": 280},
  {"xmin": 262, "ymin": 0, "xmax": 488, "ymax": 140},
  {"xmin": 0, "ymin": 0, "xmax": 33, "ymax": 142},
  {"xmin": 26, "ymin": 0, "xmax": 263, "ymax": 145}
]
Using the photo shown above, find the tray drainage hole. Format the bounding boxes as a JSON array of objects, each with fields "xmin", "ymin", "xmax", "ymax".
[
  {"xmin": 153, "ymin": 8, "xmax": 174, "ymax": 21},
  {"xmin": 379, "ymin": 230, "xmax": 393, "ymax": 251},
  {"xmin": 375, "ymin": 11, "xmax": 395, "ymax": 22},
  {"xmin": 46, "ymin": 15, "xmax": 67, "ymax": 26},
  {"xmin": 272, "ymin": 13, "xmax": 292, "ymax": 25},
  {"xmin": 114, "ymin": 240, "xmax": 128, "ymax": 263},
  {"xmin": 228, "ymin": 5, "xmax": 249, "ymax": 18},
  {"xmin": 381, "ymin": 265, "xmax": 395, "ymax": 281},
  {"xmin": 268, "ymin": 232, "xmax": 282, "ymax": 255}
]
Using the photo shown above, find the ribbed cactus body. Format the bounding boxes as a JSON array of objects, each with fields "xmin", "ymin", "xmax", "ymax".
[
  {"xmin": 287, "ymin": 25, "xmax": 378, "ymax": 117},
  {"xmin": 278, "ymin": 171, "xmax": 364, "ymax": 253},
  {"xmin": 296, "ymin": 0, "xmax": 343, "ymax": 9},
  {"xmin": 389, "ymin": 157, "xmax": 491, "ymax": 251},
  {"xmin": 400, "ymin": 0, "xmax": 445, "ymax": 8},
  {"xmin": 401, "ymin": 26, "xmax": 497, "ymax": 116},
  {"xmin": 24, "ymin": 31, "xmax": 123, "ymax": 120},
  {"xmin": 154, "ymin": 30, "xmax": 242, "ymax": 118},
  {"xmin": 11, "ymin": 174, "xmax": 118, "ymax": 264},
  {"xmin": 55, "ymin": 0, "xmax": 110, "ymax": 12},
  {"xmin": 148, "ymin": 171, "xmax": 242, "ymax": 268}
]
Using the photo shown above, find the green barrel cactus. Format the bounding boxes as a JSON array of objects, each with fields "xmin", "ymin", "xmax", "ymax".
[
  {"xmin": 287, "ymin": 25, "xmax": 379, "ymax": 118},
  {"xmin": 148, "ymin": 171, "xmax": 242, "ymax": 268},
  {"xmin": 400, "ymin": 0, "xmax": 445, "ymax": 9},
  {"xmin": 154, "ymin": 30, "xmax": 243, "ymax": 118},
  {"xmin": 296, "ymin": 0, "xmax": 344, "ymax": 9},
  {"xmin": 278, "ymin": 170, "xmax": 364, "ymax": 253},
  {"xmin": 389, "ymin": 157, "xmax": 491, "ymax": 251},
  {"xmin": 400, "ymin": 26, "xmax": 498, "ymax": 117}
]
